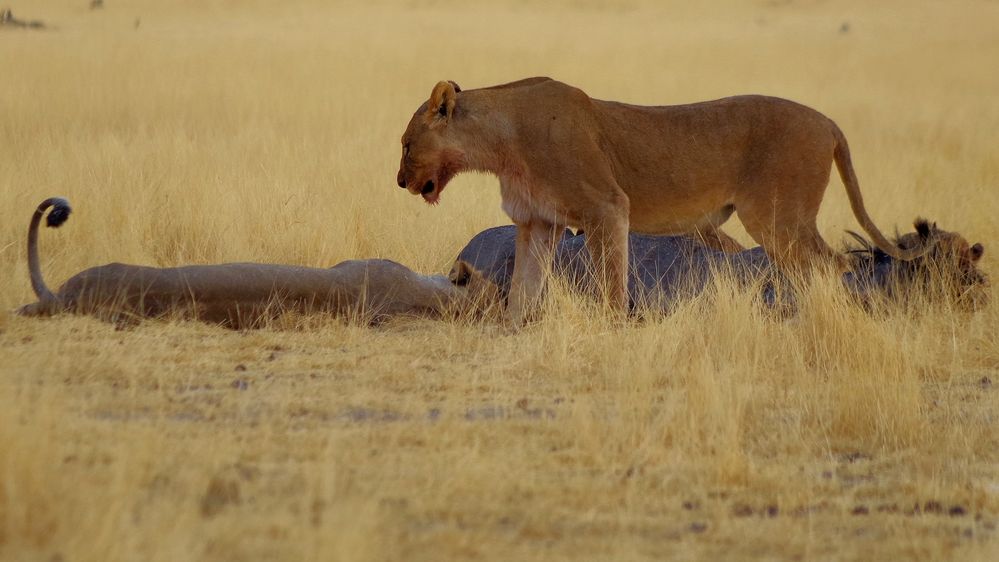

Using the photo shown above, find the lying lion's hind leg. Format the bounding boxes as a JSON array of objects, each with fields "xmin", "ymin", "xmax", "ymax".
[{"xmin": 15, "ymin": 300, "xmax": 60, "ymax": 317}]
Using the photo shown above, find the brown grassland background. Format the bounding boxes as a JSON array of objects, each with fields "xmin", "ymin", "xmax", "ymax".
[{"xmin": 2, "ymin": 0, "xmax": 999, "ymax": 560}]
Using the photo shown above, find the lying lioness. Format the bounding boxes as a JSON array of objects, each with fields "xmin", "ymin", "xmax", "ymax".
[
  {"xmin": 17, "ymin": 198, "xmax": 500, "ymax": 328},
  {"xmin": 396, "ymin": 77, "xmax": 934, "ymax": 324},
  {"xmin": 454, "ymin": 222, "xmax": 988, "ymax": 312}
]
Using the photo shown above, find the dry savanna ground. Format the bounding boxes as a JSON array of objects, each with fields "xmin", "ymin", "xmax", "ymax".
[{"xmin": 2, "ymin": 1, "xmax": 999, "ymax": 560}]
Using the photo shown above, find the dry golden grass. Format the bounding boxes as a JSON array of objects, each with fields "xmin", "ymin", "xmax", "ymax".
[{"xmin": 2, "ymin": 1, "xmax": 999, "ymax": 560}]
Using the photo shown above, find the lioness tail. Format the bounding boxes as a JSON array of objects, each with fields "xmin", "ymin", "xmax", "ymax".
[
  {"xmin": 27, "ymin": 197, "xmax": 72, "ymax": 305},
  {"xmin": 831, "ymin": 125, "xmax": 931, "ymax": 260}
]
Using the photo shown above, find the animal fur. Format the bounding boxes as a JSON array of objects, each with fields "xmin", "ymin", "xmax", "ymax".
[{"xmin": 17, "ymin": 198, "xmax": 499, "ymax": 328}]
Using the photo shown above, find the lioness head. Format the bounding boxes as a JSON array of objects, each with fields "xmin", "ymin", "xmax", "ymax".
[
  {"xmin": 447, "ymin": 259, "xmax": 503, "ymax": 317},
  {"xmin": 396, "ymin": 80, "xmax": 465, "ymax": 205},
  {"xmin": 895, "ymin": 219, "xmax": 988, "ymax": 308}
]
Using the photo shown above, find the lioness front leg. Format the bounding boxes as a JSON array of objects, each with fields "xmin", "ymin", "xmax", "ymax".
[{"xmin": 507, "ymin": 220, "xmax": 560, "ymax": 327}]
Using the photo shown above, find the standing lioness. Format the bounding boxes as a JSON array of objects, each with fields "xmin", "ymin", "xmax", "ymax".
[{"xmin": 396, "ymin": 77, "xmax": 928, "ymax": 324}]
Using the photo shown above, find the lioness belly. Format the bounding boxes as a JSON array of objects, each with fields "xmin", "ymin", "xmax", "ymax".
[{"xmin": 627, "ymin": 190, "xmax": 735, "ymax": 234}]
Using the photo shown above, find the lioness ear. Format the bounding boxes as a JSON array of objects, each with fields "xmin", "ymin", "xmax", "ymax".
[
  {"xmin": 449, "ymin": 260, "xmax": 475, "ymax": 286},
  {"xmin": 914, "ymin": 218, "xmax": 932, "ymax": 240},
  {"xmin": 970, "ymin": 243, "xmax": 984, "ymax": 262},
  {"xmin": 425, "ymin": 80, "xmax": 458, "ymax": 127}
]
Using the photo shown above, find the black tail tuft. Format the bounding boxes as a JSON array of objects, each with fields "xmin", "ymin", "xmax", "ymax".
[
  {"xmin": 28, "ymin": 197, "xmax": 72, "ymax": 304},
  {"xmin": 46, "ymin": 201, "xmax": 72, "ymax": 228}
]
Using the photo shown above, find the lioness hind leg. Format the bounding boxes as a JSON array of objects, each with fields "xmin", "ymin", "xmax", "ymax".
[
  {"xmin": 783, "ymin": 231, "xmax": 847, "ymax": 277},
  {"xmin": 761, "ymin": 226, "xmax": 846, "ymax": 280},
  {"xmin": 746, "ymin": 229, "xmax": 840, "ymax": 317},
  {"xmin": 696, "ymin": 226, "xmax": 746, "ymax": 254},
  {"xmin": 738, "ymin": 198, "xmax": 845, "ymax": 279},
  {"xmin": 736, "ymin": 166, "xmax": 844, "ymax": 278}
]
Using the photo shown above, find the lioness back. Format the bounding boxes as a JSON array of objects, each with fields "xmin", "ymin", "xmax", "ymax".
[{"xmin": 587, "ymin": 94, "xmax": 838, "ymax": 232}]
